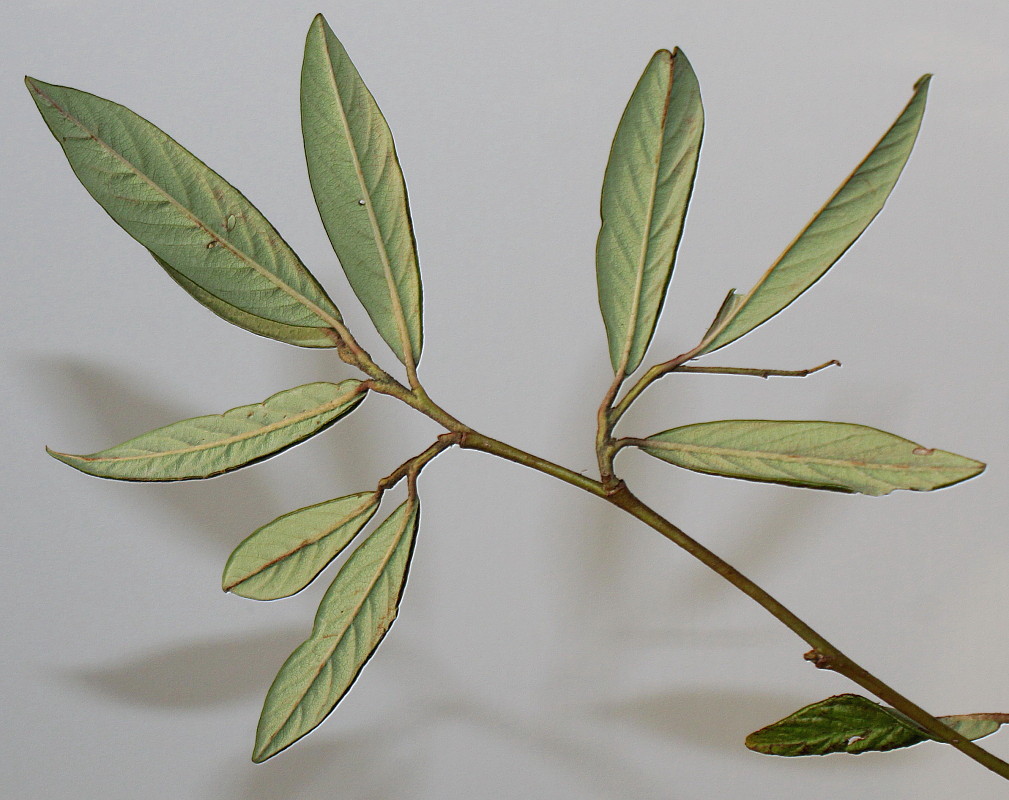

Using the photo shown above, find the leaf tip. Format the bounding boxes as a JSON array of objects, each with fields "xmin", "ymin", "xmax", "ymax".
[
  {"xmin": 45, "ymin": 445, "xmax": 73, "ymax": 464},
  {"xmin": 914, "ymin": 73, "xmax": 933, "ymax": 91}
]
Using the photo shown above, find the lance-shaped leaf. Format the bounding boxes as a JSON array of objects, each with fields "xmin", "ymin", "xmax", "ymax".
[
  {"xmin": 26, "ymin": 77, "xmax": 342, "ymax": 345},
  {"xmin": 635, "ymin": 420, "xmax": 983, "ymax": 496},
  {"xmin": 746, "ymin": 694, "xmax": 1009, "ymax": 756},
  {"xmin": 596, "ymin": 48, "xmax": 704, "ymax": 377},
  {"xmin": 301, "ymin": 14, "xmax": 423, "ymax": 367},
  {"xmin": 48, "ymin": 380, "xmax": 365, "ymax": 481},
  {"xmin": 153, "ymin": 254, "xmax": 337, "ymax": 348},
  {"xmin": 253, "ymin": 497, "xmax": 419, "ymax": 762},
  {"xmin": 223, "ymin": 492, "xmax": 380, "ymax": 600},
  {"xmin": 699, "ymin": 76, "xmax": 930, "ymax": 355}
]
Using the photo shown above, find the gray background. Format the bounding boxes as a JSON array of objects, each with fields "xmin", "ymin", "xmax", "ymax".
[{"xmin": 4, "ymin": 1, "xmax": 1009, "ymax": 797}]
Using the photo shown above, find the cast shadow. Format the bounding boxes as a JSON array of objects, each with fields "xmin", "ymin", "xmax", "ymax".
[{"xmin": 66, "ymin": 627, "xmax": 304, "ymax": 708}]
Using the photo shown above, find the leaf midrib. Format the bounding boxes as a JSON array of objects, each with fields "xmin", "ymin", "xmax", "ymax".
[
  {"xmin": 642, "ymin": 438, "xmax": 966, "ymax": 473},
  {"xmin": 55, "ymin": 386, "xmax": 361, "ymax": 464},
  {"xmin": 29, "ymin": 80, "xmax": 343, "ymax": 332},
  {"xmin": 317, "ymin": 30, "xmax": 415, "ymax": 367}
]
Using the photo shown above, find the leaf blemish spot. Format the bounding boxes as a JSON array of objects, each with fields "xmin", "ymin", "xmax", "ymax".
[
  {"xmin": 357, "ymin": 199, "xmax": 366, "ymax": 206},
  {"xmin": 913, "ymin": 447, "xmax": 935, "ymax": 456},
  {"xmin": 206, "ymin": 240, "xmax": 217, "ymax": 249}
]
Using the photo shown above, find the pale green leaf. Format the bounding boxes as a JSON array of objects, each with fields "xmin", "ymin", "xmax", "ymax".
[
  {"xmin": 223, "ymin": 492, "xmax": 380, "ymax": 600},
  {"xmin": 48, "ymin": 380, "xmax": 365, "ymax": 481},
  {"xmin": 26, "ymin": 77, "xmax": 342, "ymax": 343},
  {"xmin": 746, "ymin": 694, "xmax": 1008, "ymax": 756},
  {"xmin": 700, "ymin": 76, "xmax": 930, "ymax": 354},
  {"xmin": 596, "ymin": 48, "xmax": 704, "ymax": 376},
  {"xmin": 301, "ymin": 14, "xmax": 423, "ymax": 366},
  {"xmin": 153, "ymin": 254, "xmax": 337, "ymax": 348},
  {"xmin": 253, "ymin": 497, "xmax": 419, "ymax": 762},
  {"xmin": 636, "ymin": 420, "xmax": 983, "ymax": 495}
]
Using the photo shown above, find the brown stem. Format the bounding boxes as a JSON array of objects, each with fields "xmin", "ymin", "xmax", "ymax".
[
  {"xmin": 674, "ymin": 359, "xmax": 841, "ymax": 378},
  {"xmin": 453, "ymin": 428, "xmax": 1009, "ymax": 780},
  {"xmin": 353, "ymin": 359, "xmax": 1009, "ymax": 779}
]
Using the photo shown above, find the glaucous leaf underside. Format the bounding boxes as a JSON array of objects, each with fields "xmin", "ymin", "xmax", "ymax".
[
  {"xmin": 698, "ymin": 76, "xmax": 931, "ymax": 354},
  {"xmin": 637, "ymin": 420, "xmax": 983, "ymax": 495},
  {"xmin": 302, "ymin": 14, "xmax": 423, "ymax": 366},
  {"xmin": 26, "ymin": 77, "xmax": 342, "ymax": 347},
  {"xmin": 224, "ymin": 492, "xmax": 380, "ymax": 600},
  {"xmin": 596, "ymin": 48, "xmax": 703, "ymax": 377},
  {"xmin": 48, "ymin": 381, "xmax": 366, "ymax": 481}
]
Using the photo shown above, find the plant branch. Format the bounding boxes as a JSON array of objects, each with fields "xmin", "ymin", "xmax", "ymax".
[
  {"xmin": 447, "ymin": 419, "xmax": 1009, "ymax": 779},
  {"xmin": 610, "ymin": 343, "xmax": 703, "ymax": 424},
  {"xmin": 674, "ymin": 359, "xmax": 840, "ymax": 378},
  {"xmin": 376, "ymin": 432, "xmax": 462, "ymax": 494},
  {"xmin": 353, "ymin": 351, "xmax": 1009, "ymax": 779},
  {"xmin": 595, "ymin": 371, "xmax": 627, "ymax": 487}
]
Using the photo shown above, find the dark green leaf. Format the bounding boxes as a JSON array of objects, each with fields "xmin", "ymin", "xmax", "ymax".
[
  {"xmin": 48, "ymin": 380, "xmax": 365, "ymax": 481},
  {"xmin": 253, "ymin": 497, "xmax": 419, "ymax": 762},
  {"xmin": 596, "ymin": 49, "xmax": 704, "ymax": 377},
  {"xmin": 636, "ymin": 420, "xmax": 983, "ymax": 495},
  {"xmin": 746, "ymin": 694, "xmax": 1008, "ymax": 756},
  {"xmin": 301, "ymin": 14, "xmax": 423, "ymax": 366}
]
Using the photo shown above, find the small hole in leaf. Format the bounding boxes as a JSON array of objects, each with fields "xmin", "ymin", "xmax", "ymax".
[
  {"xmin": 913, "ymin": 447, "xmax": 935, "ymax": 456},
  {"xmin": 357, "ymin": 199, "xmax": 366, "ymax": 206}
]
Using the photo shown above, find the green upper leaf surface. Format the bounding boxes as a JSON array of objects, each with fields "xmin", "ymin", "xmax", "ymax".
[
  {"xmin": 700, "ymin": 76, "xmax": 930, "ymax": 354},
  {"xmin": 638, "ymin": 420, "xmax": 983, "ymax": 495},
  {"xmin": 26, "ymin": 77, "xmax": 342, "ymax": 340},
  {"xmin": 153, "ymin": 254, "xmax": 337, "ymax": 348},
  {"xmin": 253, "ymin": 497, "xmax": 419, "ymax": 762},
  {"xmin": 301, "ymin": 14, "xmax": 423, "ymax": 366},
  {"xmin": 746, "ymin": 694, "xmax": 1008, "ymax": 756},
  {"xmin": 48, "ymin": 380, "xmax": 365, "ymax": 481},
  {"xmin": 596, "ymin": 49, "xmax": 704, "ymax": 377},
  {"xmin": 224, "ymin": 492, "xmax": 380, "ymax": 600}
]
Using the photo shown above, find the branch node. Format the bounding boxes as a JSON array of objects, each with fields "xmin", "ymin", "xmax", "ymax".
[{"xmin": 804, "ymin": 648, "xmax": 836, "ymax": 670}]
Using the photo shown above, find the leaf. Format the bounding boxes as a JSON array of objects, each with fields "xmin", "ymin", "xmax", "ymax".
[
  {"xmin": 301, "ymin": 14, "xmax": 423, "ymax": 367},
  {"xmin": 153, "ymin": 254, "xmax": 337, "ymax": 348},
  {"xmin": 26, "ymin": 77, "xmax": 342, "ymax": 344},
  {"xmin": 699, "ymin": 76, "xmax": 931, "ymax": 354},
  {"xmin": 223, "ymin": 492, "xmax": 380, "ymax": 600},
  {"xmin": 253, "ymin": 497, "xmax": 420, "ymax": 762},
  {"xmin": 596, "ymin": 48, "xmax": 704, "ymax": 377},
  {"xmin": 48, "ymin": 380, "xmax": 366, "ymax": 481},
  {"xmin": 746, "ymin": 694, "xmax": 1009, "ymax": 756},
  {"xmin": 636, "ymin": 420, "xmax": 983, "ymax": 495}
]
